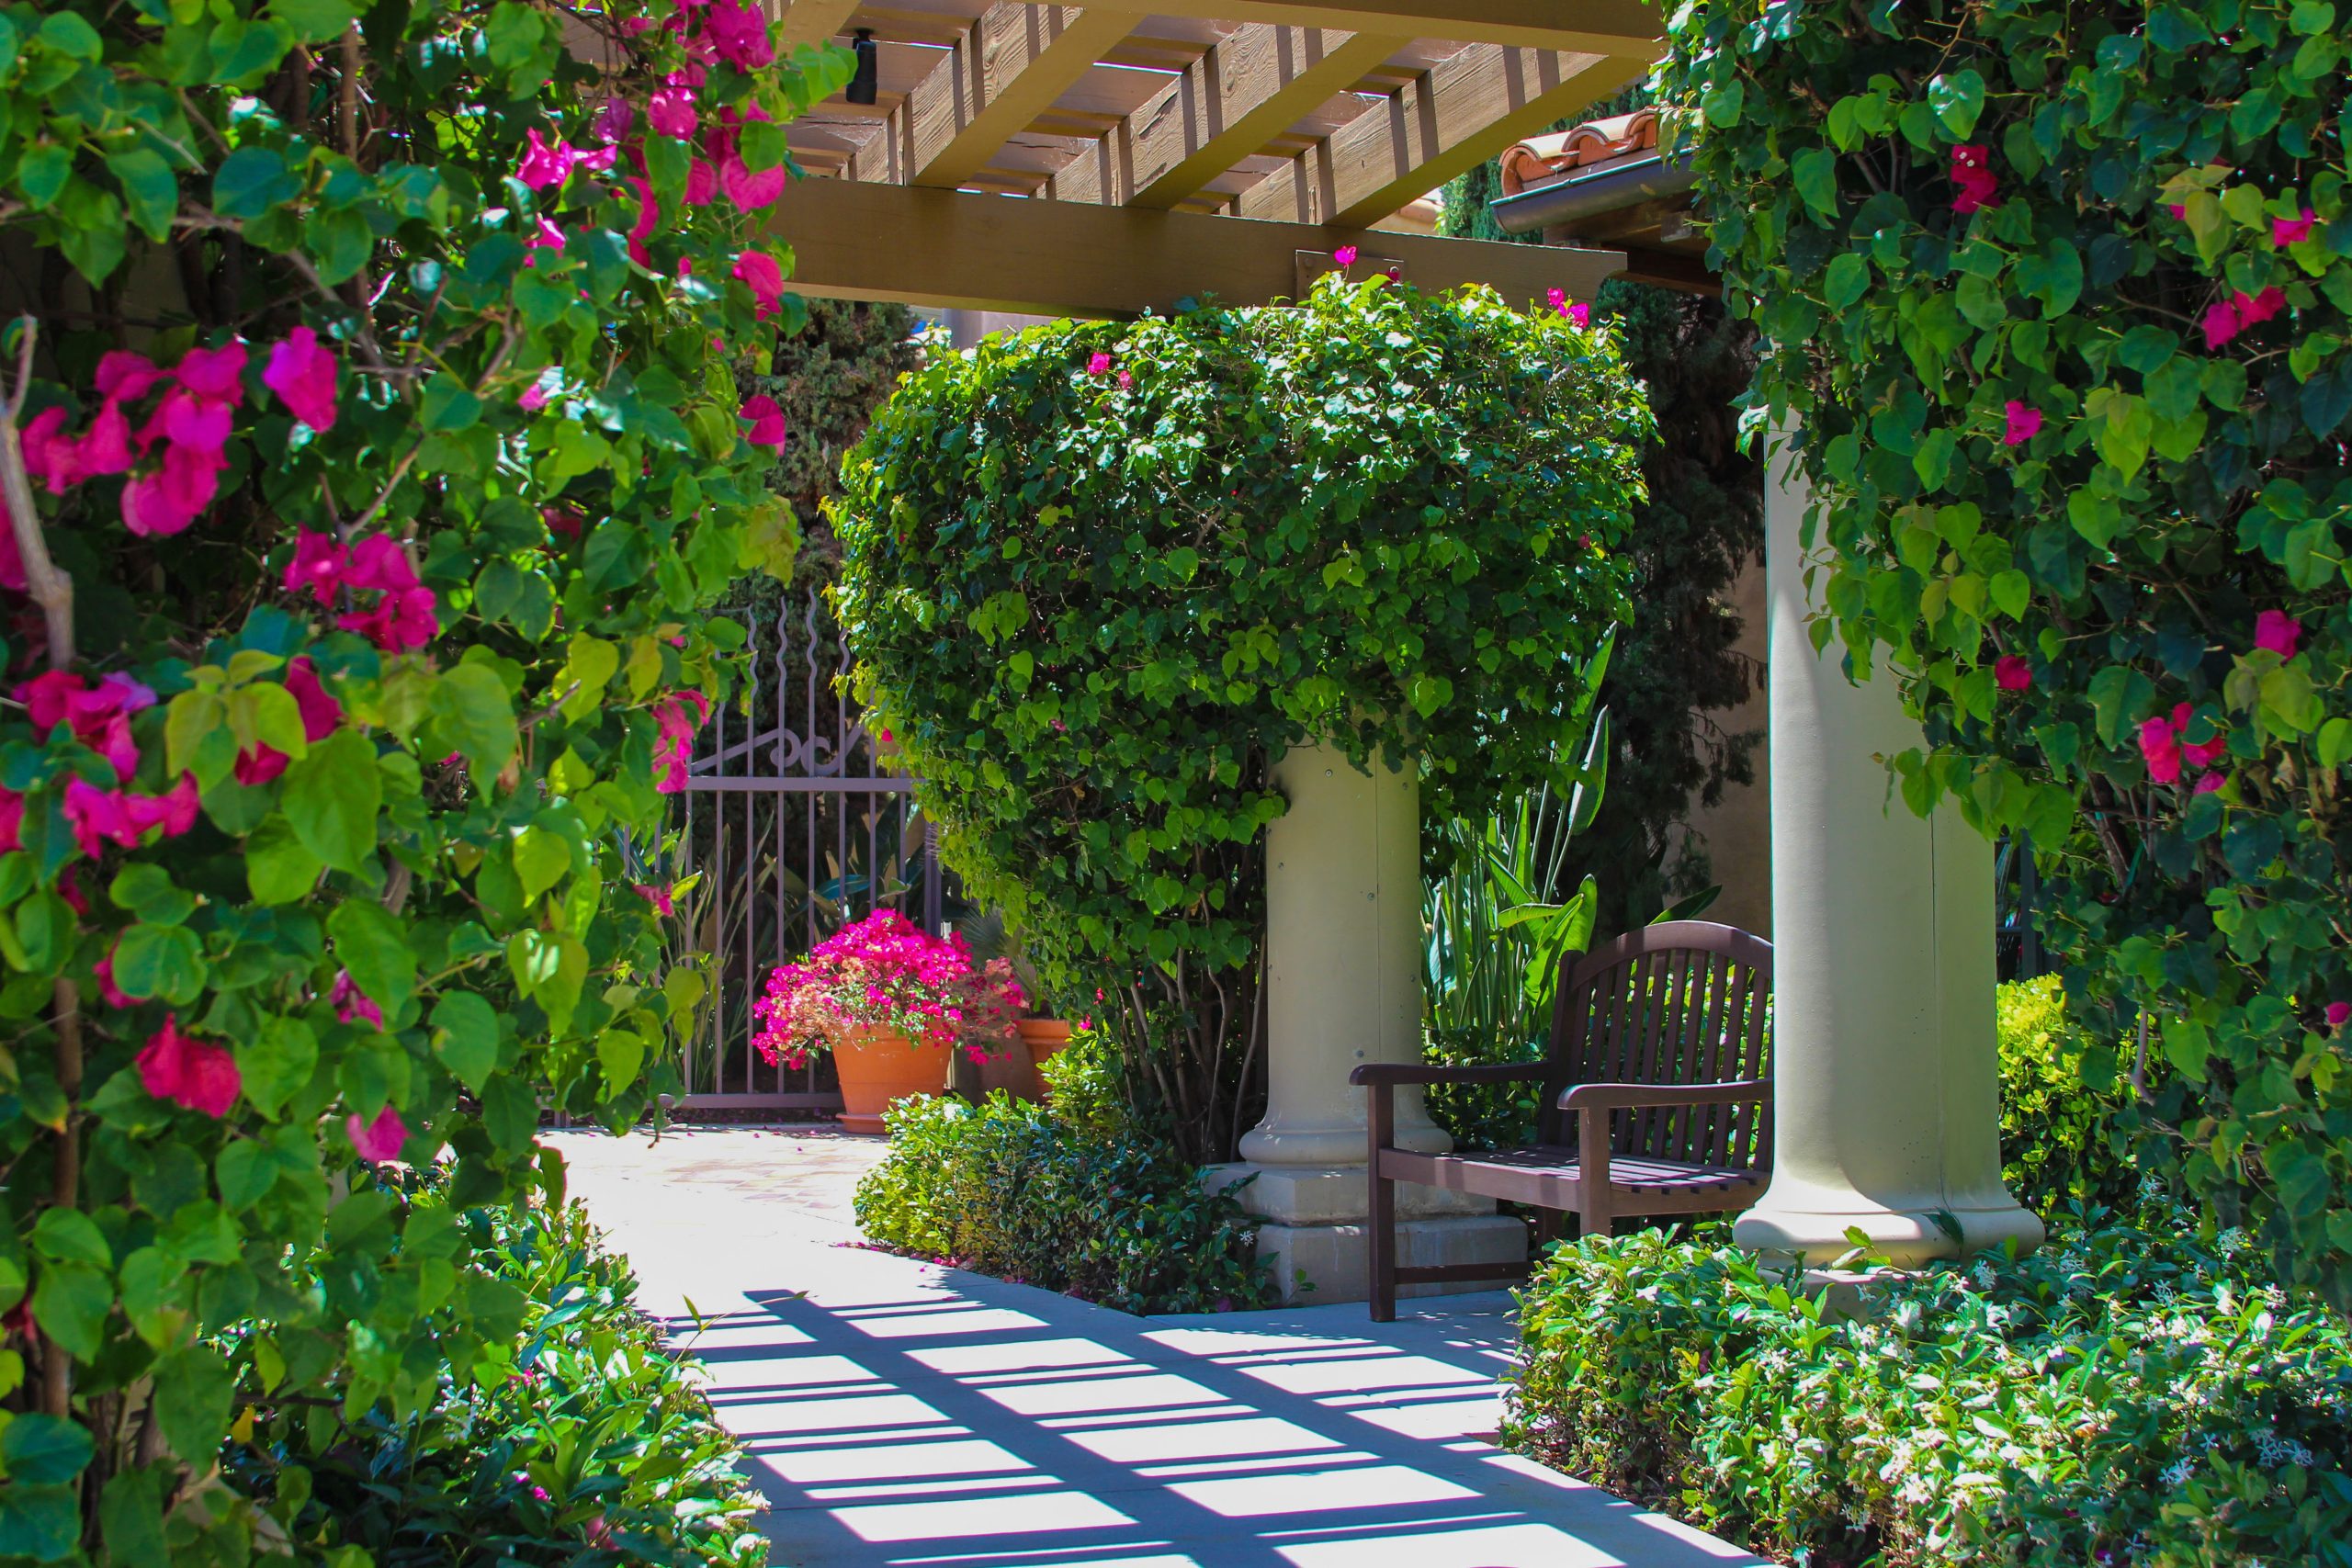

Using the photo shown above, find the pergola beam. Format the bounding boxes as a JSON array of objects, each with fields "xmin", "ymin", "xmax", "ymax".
[
  {"xmin": 1060, "ymin": 0, "xmax": 1661, "ymax": 54},
  {"xmin": 774, "ymin": 0, "xmax": 864, "ymax": 52},
  {"xmin": 1237, "ymin": 44, "xmax": 1644, "ymax": 228},
  {"xmin": 1123, "ymin": 27, "xmax": 1408, "ymax": 210},
  {"xmin": 769, "ymin": 175, "xmax": 1622, "ymax": 315},
  {"xmin": 912, "ymin": 6, "xmax": 1138, "ymax": 190}
]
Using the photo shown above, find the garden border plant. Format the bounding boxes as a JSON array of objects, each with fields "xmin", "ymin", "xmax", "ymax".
[
  {"xmin": 0, "ymin": 0, "xmax": 834, "ymax": 1555},
  {"xmin": 1660, "ymin": 0, "xmax": 2352, "ymax": 1305},
  {"xmin": 832, "ymin": 271, "xmax": 1652, "ymax": 1164}
]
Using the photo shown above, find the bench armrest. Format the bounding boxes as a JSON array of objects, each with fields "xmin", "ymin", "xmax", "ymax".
[
  {"xmin": 1556, "ymin": 1078, "xmax": 1770, "ymax": 1111},
  {"xmin": 1351, "ymin": 1062, "xmax": 1548, "ymax": 1088}
]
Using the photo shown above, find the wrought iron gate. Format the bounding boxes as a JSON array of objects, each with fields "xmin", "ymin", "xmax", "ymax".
[{"xmin": 673, "ymin": 588, "xmax": 943, "ymax": 1111}]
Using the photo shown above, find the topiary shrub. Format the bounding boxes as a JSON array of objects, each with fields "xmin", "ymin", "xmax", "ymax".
[
  {"xmin": 835, "ymin": 274, "xmax": 1650, "ymax": 1162},
  {"xmin": 1997, "ymin": 976, "xmax": 2150, "ymax": 1215},
  {"xmin": 1510, "ymin": 1213, "xmax": 2352, "ymax": 1566},
  {"xmin": 1661, "ymin": 0, "xmax": 2352, "ymax": 1306},
  {"xmin": 0, "ymin": 0, "xmax": 833, "ymax": 1547}
]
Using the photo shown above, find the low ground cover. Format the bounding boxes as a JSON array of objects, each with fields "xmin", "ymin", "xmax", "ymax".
[{"xmin": 226, "ymin": 1190, "xmax": 766, "ymax": 1566}]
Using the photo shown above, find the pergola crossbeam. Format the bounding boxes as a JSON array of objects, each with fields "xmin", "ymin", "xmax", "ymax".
[
  {"xmin": 768, "ymin": 175, "xmax": 1622, "ymax": 315},
  {"xmin": 775, "ymin": 0, "xmax": 864, "ymax": 51},
  {"xmin": 1051, "ymin": 0, "xmax": 1661, "ymax": 54},
  {"xmin": 910, "ymin": 6, "xmax": 1139, "ymax": 190}
]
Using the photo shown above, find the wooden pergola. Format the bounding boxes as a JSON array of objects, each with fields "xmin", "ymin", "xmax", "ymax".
[{"xmin": 764, "ymin": 0, "xmax": 1657, "ymax": 316}]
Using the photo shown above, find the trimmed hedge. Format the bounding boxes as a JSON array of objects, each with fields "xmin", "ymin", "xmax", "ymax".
[{"xmin": 1510, "ymin": 1213, "xmax": 2352, "ymax": 1567}]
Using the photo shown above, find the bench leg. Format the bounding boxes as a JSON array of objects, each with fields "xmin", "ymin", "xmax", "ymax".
[{"xmin": 1367, "ymin": 1085, "xmax": 1396, "ymax": 1322}]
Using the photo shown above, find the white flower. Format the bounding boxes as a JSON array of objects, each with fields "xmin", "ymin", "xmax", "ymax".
[
  {"xmin": 1973, "ymin": 1260, "xmax": 1997, "ymax": 1290},
  {"xmin": 2153, "ymin": 1280, "xmax": 2177, "ymax": 1304},
  {"xmin": 2218, "ymin": 1227, "xmax": 2247, "ymax": 1257},
  {"xmin": 2056, "ymin": 1249, "xmax": 2086, "ymax": 1274},
  {"xmin": 2160, "ymin": 1457, "xmax": 2194, "ymax": 1486}
]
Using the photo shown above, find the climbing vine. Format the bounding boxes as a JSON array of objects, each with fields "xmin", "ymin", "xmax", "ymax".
[
  {"xmin": 1660, "ymin": 0, "xmax": 2352, "ymax": 1302},
  {"xmin": 0, "ymin": 0, "xmax": 834, "ymax": 1554}
]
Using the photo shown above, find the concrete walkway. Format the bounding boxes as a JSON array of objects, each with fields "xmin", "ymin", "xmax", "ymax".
[{"xmin": 550, "ymin": 1126, "xmax": 1762, "ymax": 1568}]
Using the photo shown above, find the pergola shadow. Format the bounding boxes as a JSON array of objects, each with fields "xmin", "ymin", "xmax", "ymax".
[{"xmin": 658, "ymin": 1261, "xmax": 1760, "ymax": 1567}]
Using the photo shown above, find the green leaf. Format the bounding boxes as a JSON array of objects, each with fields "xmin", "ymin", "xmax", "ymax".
[
  {"xmin": 282, "ymin": 728, "xmax": 381, "ymax": 873},
  {"xmin": 35, "ymin": 12, "xmax": 102, "ymax": 58},
  {"xmin": 511, "ymin": 824, "xmax": 570, "ymax": 901},
  {"xmin": 212, "ymin": 145, "xmax": 301, "ymax": 220},
  {"xmin": 151, "ymin": 1345, "xmax": 234, "ymax": 1472},
  {"xmin": 0, "ymin": 1483, "xmax": 79, "ymax": 1562},
  {"xmin": 420, "ymin": 373, "xmax": 483, "ymax": 432},
  {"xmin": 109, "ymin": 923, "xmax": 207, "ymax": 1004},
  {"xmin": 427, "ymin": 664, "xmax": 519, "ymax": 780},
  {"xmin": 596, "ymin": 1028, "xmax": 645, "ymax": 1092},
  {"xmin": 98, "ymin": 1468, "xmax": 168, "ymax": 1566},
  {"xmin": 271, "ymin": 0, "xmax": 357, "ymax": 43},
  {"xmin": 235, "ymin": 1017, "xmax": 318, "ymax": 1119},
  {"xmin": 246, "ymin": 814, "xmax": 323, "ymax": 905},
  {"xmin": 104, "ymin": 149, "xmax": 177, "ymax": 244},
  {"xmin": 215, "ymin": 1141, "xmax": 278, "ymax": 1211},
  {"xmin": 17, "ymin": 144, "xmax": 72, "ymax": 211},
  {"xmin": 108, "ymin": 864, "xmax": 195, "ymax": 926},
  {"xmin": 207, "ymin": 17, "xmax": 294, "ymax": 85},
  {"xmin": 1822, "ymin": 253, "xmax": 1869, "ymax": 312},
  {"xmin": 1927, "ymin": 70, "xmax": 1986, "ymax": 137},
  {"xmin": 30, "ymin": 1263, "xmax": 109, "ymax": 1359},
  {"xmin": 431, "ymin": 993, "xmax": 500, "ymax": 1091},
  {"xmin": 1, "ymin": 1416, "xmax": 93, "ymax": 1485},
  {"xmin": 328, "ymin": 898, "xmax": 416, "ymax": 1018},
  {"xmin": 481, "ymin": 1077, "xmax": 538, "ymax": 1153},
  {"xmin": 1791, "ymin": 148, "xmax": 1839, "ymax": 220}
]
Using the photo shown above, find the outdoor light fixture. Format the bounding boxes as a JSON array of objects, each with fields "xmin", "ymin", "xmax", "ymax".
[{"xmin": 846, "ymin": 29, "xmax": 878, "ymax": 105}]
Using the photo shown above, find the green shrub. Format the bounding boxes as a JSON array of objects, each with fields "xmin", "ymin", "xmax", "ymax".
[
  {"xmin": 1998, "ymin": 976, "xmax": 2148, "ymax": 1216},
  {"xmin": 1659, "ymin": 0, "xmax": 2352, "ymax": 1304},
  {"xmin": 1510, "ymin": 1213, "xmax": 2352, "ymax": 1567},
  {"xmin": 854, "ymin": 1037, "xmax": 1276, "ymax": 1314},
  {"xmin": 834, "ymin": 274, "xmax": 1649, "ymax": 1162},
  {"xmin": 226, "ymin": 1193, "xmax": 766, "ymax": 1565},
  {"xmin": 1421, "ymin": 1025, "xmax": 1546, "ymax": 1153}
]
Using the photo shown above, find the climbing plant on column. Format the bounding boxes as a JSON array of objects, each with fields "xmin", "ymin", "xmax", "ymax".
[
  {"xmin": 0, "ymin": 0, "xmax": 831, "ymax": 1556},
  {"xmin": 1659, "ymin": 0, "xmax": 2352, "ymax": 1302},
  {"xmin": 834, "ymin": 274, "xmax": 1650, "ymax": 1165}
]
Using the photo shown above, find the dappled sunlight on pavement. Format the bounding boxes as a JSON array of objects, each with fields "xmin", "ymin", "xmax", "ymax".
[{"xmin": 549, "ymin": 1126, "xmax": 1764, "ymax": 1568}]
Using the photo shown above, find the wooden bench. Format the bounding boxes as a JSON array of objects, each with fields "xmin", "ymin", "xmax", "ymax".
[{"xmin": 1350, "ymin": 919, "xmax": 1773, "ymax": 1321}]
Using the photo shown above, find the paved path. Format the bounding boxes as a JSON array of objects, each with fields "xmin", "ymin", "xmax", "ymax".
[{"xmin": 550, "ymin": 1126, "xmax": 1761, "ymax": 1568}]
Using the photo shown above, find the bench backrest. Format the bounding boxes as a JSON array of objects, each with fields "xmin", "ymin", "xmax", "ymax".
[{"xmin": 1539, "ymin": 919, "xmax": 1774, "ymax": 1170}]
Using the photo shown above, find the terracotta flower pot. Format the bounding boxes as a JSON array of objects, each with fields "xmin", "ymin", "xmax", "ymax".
[
  {"xmin": 831, "ymin": 1026, "xmax": 944, "ymax": 1135},
  {"xmin": 1016, "ymin": 1019, "xmax": 1072, "ymax": 1100}
]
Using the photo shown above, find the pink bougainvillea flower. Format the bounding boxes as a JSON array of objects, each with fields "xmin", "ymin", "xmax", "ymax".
[
  {"xmin": 1995, "ymin": 655, "xmax": 2031, "ymax": 692},
  {"xmin": 2233, "ymin": 286, "xmax": 2287, "ymax": 328},
  {"xmin": 718, "ymin": 152, "xmax": 786, "ymax": 211},
  {"xmin": 634, "ymin": 884, "xmax": 676, "ymax": 916},
  {"xmin": 1332, "ymin": 244, "xmax": 1358, "ymax": 267},
  {"xmin": 519, "ymin": 381, "xmax": 549, "ymax": 412},
  {"xmin": 95, "ymin": 350, "xmax": 162, "ymax": 402},
  {"xmin": 332, "ymin": 969, "xmax": 386, "ymax": 1029},
  {"xmin": 235, "ymin": 745, "xmax": 291, "ymax": 785},
  {"xmin": 1383, "ymin": 264, "xmax": 1403, "ymax": 283},
  {"xmin": 2183, "ymin": 728, "xmax": 2228, "ymax": 768},
  {"xmin": 648, "ymin": 86, "xmax": 698, "ymax": 138},
  {"xmin": 74, "ymin": 400, "xmax": 134, "ymax": 479},
  {"xmin": 2165, "ymin": 202, "xmax": 2186, "ymax": 220},
  {"xmin": 1087, "ymin": 352, "xmax": 1113, "ymax": 378},
  {"xmin": 1950, "ymin": 144, "xmax": 1997, "ymax": 214},
  {"xmin": 20, "ymin": 407, "xmax": 71, "ymax": 491},
  {"xmin": 684, "ymin": 158, "xmax": 718, "ymax": 208},
  {"xmin": 2193, "ymin": 771, "xmax": 2225, "ymax": 795},
  {"xmin": 19, "ymin": 670, "xmax": 155, "ymax": 782},
  {"xmin": 0, "ymin": 788, "xmax": 21, "ymax": 852},
  {"xmin": 154, "ymin": 386, "xmax": 232, "ymax": 453},
  {"xmin": 523, "ymin": 217, "xmax": 567, "ymax": 267},
  {"xmin": 175, "ymin": 342, "xmax": 248, "ymax": 403},
  {"xmin": 285, "ymin": 657, "xmax": 343, "ymax": 740},
  {"xmin": 2329, "ymin": 1001, "xmax": 2352, "ymax": 1030},
  {"xmin": 2200, "ymin": 298, "xmax": 2243, "ymax": 350},
  {"xmin": 516, "ymin": 128, "xmax": 576, "ymax": 190},
  {"xmin": 625, "ymin": 176, "xmax": 662, "ymax": 266},
  {"xmin": 2274, "ymin": 207, "xmax": 2317, "ymax": 247},
  {"xmin": 1567, "ymin": 301, "xmax": 1590, "ymax": 328},
  {"xmin": 138, "ymin": 1014, "xmax": 240, "ymax": 1116},
  {"xmin": 593, "ymin": 96, "xmax": 635, "ymax": 143},
  {"xmin": 2002, "ymin": 400, "xmax": 2043, "ymax": 446},
  {"xmin": 120, "ymin": 460, "xmax": 210, "ymax": 537},
  {"xmin": 1116, "ymin": 369, "xmax": 1134, "ymax": 390},
  {"xmin": 347, "ymin": 1105, "xmax": 409, "ymax": 1163},
  {"xmin": 2138, "ymin": 713, "xmax": 2184, "ymax": 785},
  {"xmin": 345, "ymin": 534, "xmax": 421, "ymax": 593},
  {"xmin": 2256, "ymin": 609, "xmax": 2301, "ymax": 659},
  {"xmin": 93, "ymin": 950, "xmax": 133, "ymax": 1010},
  {"xmin": 263, "ymin": 327, "xmax": 340, "ymax": 433},
  {"xmin": 704, "ymin": 0, "xmax": 775, "ymax": 69},
  {"xmin": 285, "ymin": 530, "xmax": 350, "ymax": 606},
  {"xmin": 740, "ymin": 393, "xmax": 786, "ymax": 448},
  {"xmin": 651, "ymin": 691, "xmax": 710, "ymax": 793},
  {"xmin": 0, "ymin": 515, "xmax": 21, "ymax": 595},
  {"xmin": 733, "ymin": 250, "xmax": 786, "ymax": 320},
  {"xmin": 339, "ymin": 587, "xmax": 440, "ymax": 653}
]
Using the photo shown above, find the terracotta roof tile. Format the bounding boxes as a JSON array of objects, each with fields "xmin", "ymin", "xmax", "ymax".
[{"xmin": 1497, "ymin": 110, "xmax": 1661, "ymax": 197}]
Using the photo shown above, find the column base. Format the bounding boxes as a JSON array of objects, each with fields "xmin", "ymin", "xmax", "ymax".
[
  {"xmin": 1251, "ymin": 1215, "xmax": 1529, "ymax": 1305},
  {"xmin": 1734, "ymin": 1197, "xmax": 2045, "ymax": 1269},
  {"xmin": 1202, "ymin": 1161, "xmax": 1493, "ymax": 1227}
]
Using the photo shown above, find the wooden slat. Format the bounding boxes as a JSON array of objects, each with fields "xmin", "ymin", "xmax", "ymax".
[
  {"xmin": 767, "ymin": 174, "xmax": 1624, "ymax": 315},
  {"xmin": 1122, "ymin": 27, "xmax": 1409, "ymax": 209},
  {"xmin": 1069, "ymin": 0, "xmax": 1666, "ymax": 55},
  {"xmin": 1236, "ymin": 44, "xmax": 1644, "ymax": 229},
  {"xmin": 913, "ymin": 6, "xmax": 1138, "ymax": 190},
  {"xmin": 775, "ymin": 0, "xmax": 865, "ymax": 51}
]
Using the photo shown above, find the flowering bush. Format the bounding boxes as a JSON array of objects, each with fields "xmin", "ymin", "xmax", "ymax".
[
  {"xmin": 1510, "ymin": 1212, "xmax": 2352, "ymax": 1566},
  {"xmin": 0, "ymin": 0, "xmax": 832, "ymax": 1552},
  {"xmin": 752, "ymin": 909, "xmax": 1024, "ymax": 1067},
  {"xmin": 835, "ymin": 275, "xmax": 1650, "ymax": 1161},
  {"xmin": 1659, "ymin": 0, "xmax": 2352, "ymax": 1307}
]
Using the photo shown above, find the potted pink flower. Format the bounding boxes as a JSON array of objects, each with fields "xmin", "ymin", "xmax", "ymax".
[{"xmin": 752, "ymin": 909, "xmax": 1025, "ymax": 1134}]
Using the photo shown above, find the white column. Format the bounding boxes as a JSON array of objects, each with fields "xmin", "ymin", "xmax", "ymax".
[
  {"xmin": 1209, "ymin": 741, "xmax": 1522, "ymax": 1302},
  {"xmin": 1733, "ymin": 445, "xmax": 2044, "ymax": 1267}
]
